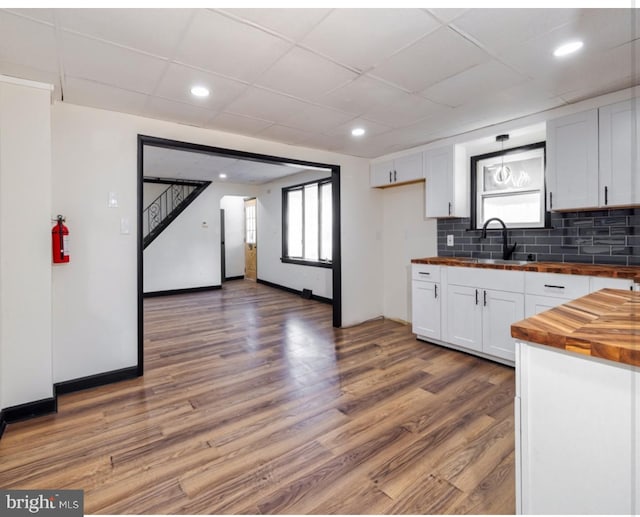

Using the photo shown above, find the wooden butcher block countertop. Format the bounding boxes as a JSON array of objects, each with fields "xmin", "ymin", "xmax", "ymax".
[
  {"xmin": 511, "ymin": 288, "xmax": 640, "ymax": 367},
  {"xmin": 411, "ymin": 256, "xmax": 640, "ymax": 281}
]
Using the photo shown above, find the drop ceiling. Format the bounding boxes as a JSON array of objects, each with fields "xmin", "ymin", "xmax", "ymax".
[
  {"xmin": 143, "ymin": 145, "xmax": 311, "ymax": 184},
  {"xmin": 1, "ymin": 7, "xmax": 638, "ymax": 158}
]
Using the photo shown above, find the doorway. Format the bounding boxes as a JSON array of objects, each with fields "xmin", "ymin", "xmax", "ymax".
[
  {"xmin": 244, "ymin": 198, "xmax": 257, "ymax": 281},
  {"xmin": 137, "ymin": 135, "xmax": 342, "ymax": 375}
]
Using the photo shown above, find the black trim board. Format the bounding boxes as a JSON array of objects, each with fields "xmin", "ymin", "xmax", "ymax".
[
  {"xmin": 0, "ymin": 411, "xmax": 7, "ymax": 439},
  {"xmin": 54, "ymin": 366, "xmax": 139, "ymax": 396},
  {"xmin": 144, "ymin": 285, "xmax": 221, "ymax": 298},
  {"xmin": 2, "ymin": 397, "xmax": 57, "ymax": 424},
  {"xmin": 257, "ymin": 278, "xmax": 332, "ymax": 305},
  {"xmin": 137, "ymin": 134, "xmax": 343, "ymax": 381},
  {"xmin": 225, "ymin": 275, "xmax": 245, "ymax": 281}
]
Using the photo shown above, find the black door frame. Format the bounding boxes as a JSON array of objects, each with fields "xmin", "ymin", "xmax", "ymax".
[{"xmin": 137, "ymin": 135, "xmax": 342, "ymax": 376}]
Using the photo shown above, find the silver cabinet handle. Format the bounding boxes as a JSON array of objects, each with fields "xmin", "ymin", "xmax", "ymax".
[
  {"xmin": 544, "ymin": 284, "xmax": 565, "ymax": 289},
  {"xmin": 418, "ymin": 272, "xmax": 430, "ymax": 276},
  {"xmin": 434, "ymin": 284, "xmax": 438, "ymax": 298},
  {"xmin": 394, "ymin": 170, "xmax": 397, "ymax": 182},
  {"xmin": 389, "ymin": 171, "xmax": 392, "ymax": 183}
]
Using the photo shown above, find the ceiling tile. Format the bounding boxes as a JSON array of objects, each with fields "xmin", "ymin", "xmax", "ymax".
[
  {"xmin": 64, "ymin": 77, "xmax": 148, "ymax": 115},
  {"xmin": 363, "ymin": 92, "xmax": 450, "ymax": 127},
  {"xmin": 218, "ymin": 8, "xmax": 330, "ymax": 41},
  {"xmin": 325, "ymin": 117, "xmax": 393, "ymax": 139},
  {"xmin": 421, "ymin": 59, "xmax": 528, "ymax": 107},
  {"xmin": 61, "ymin": 31, "xmax": 167, "ymax": 94},
  {"xmin": 426, "ymin": 8, "xmax": 470, "ymax": 23},
  {"xmin": 224, "ymin": 87, "xmax": 313, "ymax": 125},
  {"xmin": 257, "ymin": 124, "xmax": 313, "ymax": 146},
  {"xmin": 56, "ymin": 8, "xmax": 194, "ymax": 58},
  {"xmin": 371, "ymin": 27, "xmax": 491, "ymax": 92},
  {"xmin": 0, "ymin": 11, "xmax": 58, "ymax": 73},
  {"xmin": 451, "ymin": 8, "xmax": 581, "ymax": 54},
  {"xmin": 319, "ymin": 75, "xmax": 408, "ymax": 115},
  {"xmin": 154, "ymin": 62, "xmax": 248, "ymax": 110},
  {"xmin": 206, "ymin": 112, "xmax": 274, "ymax": 135},
  {"xmin": 4, "ymin": 8, "xmax": 55, "ymax": 24},
  {"xmin": 301, "ymin": 8, "xmax": 441, "ymax": 73},
  {"xmin": 145, "ymin": 96, "xmax": 217, "ymax": 127},
  {"xmin": 256, "ymin": 46, "xmax": 357, "ymax": 101},
  {"xmin": 281, "ymin": 103, "xmax": 356, "ymax": 133},
  {"xmin": 174, "ymin": 9, "xmax": 291, "ymax": 82},
  {"xmin": 496, "ymin": 9, "xmax": 639, "ymax": 86}
]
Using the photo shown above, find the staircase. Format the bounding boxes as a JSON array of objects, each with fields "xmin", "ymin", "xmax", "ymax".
[{"xmin": 143, "ymin": 178, "xmax": 211, "ymax": 249}]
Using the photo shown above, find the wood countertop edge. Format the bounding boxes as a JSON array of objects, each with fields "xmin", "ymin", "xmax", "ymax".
[
  {"xmin": 411, "ymin": 257, "xmax": 640, "ymax": 281},
  {"xmin": 510, "ymin": 289, "xmax": 640, "ymax": 368}
]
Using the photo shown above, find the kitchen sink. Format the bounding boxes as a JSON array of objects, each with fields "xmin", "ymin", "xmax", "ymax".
[{"xmin": 469, "ymin": 258, "xmax": 535, "ymax": 265}]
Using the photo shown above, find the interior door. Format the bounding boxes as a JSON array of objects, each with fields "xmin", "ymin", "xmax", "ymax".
[{"xmin": 244, "ymin": 198, "xmax": 257, "ymax": 281}]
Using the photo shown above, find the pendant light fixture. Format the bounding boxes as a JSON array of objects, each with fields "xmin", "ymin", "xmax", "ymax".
[{"xmin": 494, "ymin": 134, "xmax": 511, "ymax": 185}]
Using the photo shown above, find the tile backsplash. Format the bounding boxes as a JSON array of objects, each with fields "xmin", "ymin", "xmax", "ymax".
[{"xmin": 437, "ymin": 208, "xmax": 640, "ymax": 266}]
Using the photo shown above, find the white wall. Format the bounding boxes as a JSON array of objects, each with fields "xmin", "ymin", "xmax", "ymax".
[
  {"xmin": 51, "ymin": 101, "xmax": 379, "ymax": 383},
  {"xmin": 144, "ymin": 184, "xmax": 217, "ymax": 293},
  {"xmin": 382, "ymin": 182, "xmax": 437, "ymax": 323},
  {"xmin": 220, "ymin": 195, "xmax": 245, "ymax": 279},
  {"xmin": 144, "ymin": 183, "xmax": 256, "ymax": 293},
  {"xmin": 257, "ymin": 170, "xmax": 333, "ymax": 299},
  {"xmin": 0, "ymin": 76, "xmax": 53, "ymax": 408}
]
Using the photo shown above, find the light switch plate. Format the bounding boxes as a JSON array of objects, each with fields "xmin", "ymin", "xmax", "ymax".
[
  {"xmin": 120, "ymin": 217, "xmax": 130, "ymax": 234},
  {"xmin": 108, "ymin": 192, "xmax": 119, "ymax": 208},
  {"xmin": 447, "ymin": 234, "xmax": 454, "ymax": 246}
]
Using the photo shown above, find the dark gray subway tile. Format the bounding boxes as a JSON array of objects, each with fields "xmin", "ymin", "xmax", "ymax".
[
  {"xmin": 563, "ymin": 254, "xmax": 594, "ymax": 264},
  {"xmin": 593, "ymin": 236, "xmax": 626, "ymax": 245},
  {"xmin": 578, "ymin": 227, "xmax": 609, "ymax": 236},
  {"xmin": 594, "ymin": 216, "xmax": 626, "ymax": 226},
  {"xmin": 593, "ymin": 255, "xmax": 629, "ymax": 265}
]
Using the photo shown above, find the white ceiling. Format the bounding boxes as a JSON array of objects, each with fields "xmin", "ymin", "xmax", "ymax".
[
  {"xmin": 143, "ymin": 145, "xmax": 313, "ymax": 184},
  {"xmin": 0, "ymin": 7, "xmax": 638, "ymax": 158}
]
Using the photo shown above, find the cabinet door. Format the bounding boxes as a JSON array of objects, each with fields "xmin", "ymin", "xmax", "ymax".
[
  {"xmin": 411, "ymin": 280, "xmax": 441, "ymax": 340},
  {"xmin": 599, "ymin": 99, "xmax": 640, "ymax": 207},
  {"xmin": 425, "ymin": 146, "xmax": 454, "ymax": 217},
  {"xmin": 370, "ymin": 160, "xmax": 394, "ymax": 187},
  {"xmin": 394, "ymin": 152, "xmax": 423, "ymax": 184},
  {"xmin": 546, "ymin": 109, "xmax": 599, "ymax": 210},
  {"xmin": 482, "ymin": 289, "xmax": 524, "ymax": 362},
  {"xmin": 446, "ymin": 284, "xmax": 482, "ymax": 352}
]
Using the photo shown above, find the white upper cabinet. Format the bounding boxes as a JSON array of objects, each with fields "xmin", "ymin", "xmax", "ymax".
[
  {"xmin": 546, "ymin": 108, "xmax": 599, "ymax": 211},
  {"xmin": 424, "ymin": 144, "xmax": 468, "ymax": 218},
  {"xmin": 547, "ymin": 99, "xmax": 640, "ymax": 211},
  {"xmin": 370, "ymin": 151, "xmax": 423, "ymax": 188},
  {"xmin": 599, "ymin": 98, "xmax": 640, "ymax": 208}
]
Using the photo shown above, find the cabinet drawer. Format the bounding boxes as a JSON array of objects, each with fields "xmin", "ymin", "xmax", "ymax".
[
  {"xmin": 525, "ymin": 272, "xmax": 590, "ymax": 300},
  {"xmin": 447, "ymin": 266, "xmax": 524, "ymax": 292},
  {"xmin": 412, "ymin": 264, "xmax": 441, "ymax": 282},
  {"xmin": 590, "ymin": 276, "xmax": 634, "ymax": 292}
]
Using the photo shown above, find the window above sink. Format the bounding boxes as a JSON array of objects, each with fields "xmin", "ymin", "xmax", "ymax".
[{"xmin": 470, "ymin": 141, "xmax": 548, "ymax": 230}]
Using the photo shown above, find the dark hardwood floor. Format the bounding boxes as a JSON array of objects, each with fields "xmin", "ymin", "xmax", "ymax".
[{"xmin": 0, "ymin": 280, "xmax": 515, "ymax": 514}]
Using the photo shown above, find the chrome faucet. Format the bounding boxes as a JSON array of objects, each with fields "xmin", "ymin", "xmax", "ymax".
[{"xmin": 481, "ymin": 217, "xmax": 517, "ymax": 260}]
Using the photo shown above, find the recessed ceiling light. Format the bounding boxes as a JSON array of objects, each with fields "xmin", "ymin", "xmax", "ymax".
[
  {"xmin": 190, "ymin": 86, "xmax": 210, "ymax": 97},
  {"xmin": 553, "ymin": 40, "xmax": 583, "ymax": 57},
  {"xmin": 351, "ymin": 127, "xmax": 366, "ymax": 137},
  {"xmin": 219, "ymin": 173, "xmax": 227, "ymax": 179}
]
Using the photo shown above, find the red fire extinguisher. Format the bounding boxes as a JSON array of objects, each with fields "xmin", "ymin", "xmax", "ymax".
[{"xmin": 52, "ymin": 215, "xmax": 70, "ymax": 264}]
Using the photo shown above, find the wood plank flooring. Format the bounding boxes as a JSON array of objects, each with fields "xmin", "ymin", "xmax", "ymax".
[{"xmin": 0, "ymin": 280, "xmax": 515, "ymax": 514}]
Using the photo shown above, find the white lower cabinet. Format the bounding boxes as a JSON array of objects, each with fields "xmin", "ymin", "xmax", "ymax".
[
  {"xmin": 482, "ymin": 289, "xmax": 524, "ymax": 362},
  {"xmin": 412, "ymin": 265, "xmax": 637, "ymax": 365},
  {"xmin": 412, "ymin": 279, "xmax": 441, "ymax": 340},
  {"xmin": 516, "ymin": 341, "xmax": 639, "ymax": 514},
  {"xmin": 445, "ymin": 284, "xmax": 482, "ymax": 352}
]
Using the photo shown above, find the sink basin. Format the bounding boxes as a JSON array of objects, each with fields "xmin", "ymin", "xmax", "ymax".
[{"xmin": 473, "ymin": 258, "xmax": 535, "ymax": 265}]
